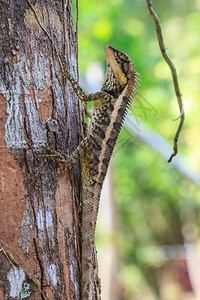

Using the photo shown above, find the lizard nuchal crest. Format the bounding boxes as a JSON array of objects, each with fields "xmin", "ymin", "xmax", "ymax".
[{"xmin": 59, "ymin": 45, "xmax": 140, "ymax": 299}]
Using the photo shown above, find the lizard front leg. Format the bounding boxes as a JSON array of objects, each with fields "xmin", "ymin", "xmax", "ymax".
[
  {"xmin": 62, "ymin": 69, "xmax": 113, "ymax": 104},
  {"xmin": 59, "ymin": 54, "xmax": 113, "ymax": 103}
]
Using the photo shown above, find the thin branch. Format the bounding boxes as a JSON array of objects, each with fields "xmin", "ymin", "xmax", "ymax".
[
  {"xmin": 125, "ymin": 112, "xmax": 200, "ymax": 186},
  {"xmin": 75, "ymin": 0, "xmax": 91, "ymax": 123},
  {"xmin": 25, "ymin": 0, "xmax": 87, "ymax": 139},
  {"xmin": 0, "ymin": 238, "xmax": 47, "ymax": 300},
  {"xmin": 25, "ymin": 0, "xmax": 63, "ymax": 71},
  {"xmin": 25, "ymin": 0, "xmax": 53, "ymax": 47},
  {"xmin": 75, "ymin": 0, "xmax": 79, "ymax": 79},
  {"xmin": 75, "ymin": 0, "xmax": 85, "ymax": 138},
  {"xmin": 146, "ymin": 0, "xmax": 185, "ymax": 162}
]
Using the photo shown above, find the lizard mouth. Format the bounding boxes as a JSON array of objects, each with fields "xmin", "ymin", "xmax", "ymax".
[
  {"xmin": 105, "ymin": 45, "xmax": 132, "ymax": 62},
  {"xmin": 105, "ymin": 45, "xmax": 130, "ymax": 85},
  {"xmin": 106, "ymin": 46, "xmax": 134, "ymax": 76}
]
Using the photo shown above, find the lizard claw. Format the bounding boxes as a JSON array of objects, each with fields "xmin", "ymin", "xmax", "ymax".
[
  {"xmin": 36, "ymin": 146, "xmax": 68, "ymax": 173},
  {"xmin": 84, "ymin": 103, "xmax": 92, "ymax": 119}
]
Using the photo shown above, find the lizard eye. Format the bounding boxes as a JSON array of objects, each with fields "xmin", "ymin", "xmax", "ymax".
[
  {"xmin": 123, "ymin": 63, "xmax": 129, "ymax": 73},
  {"xmin": 118, "ymin": 52, "xmax": 125, "ymax": 59},
  {"xmin": 118, "ymin": 52, "xmax": 130, "ymax": 63}
]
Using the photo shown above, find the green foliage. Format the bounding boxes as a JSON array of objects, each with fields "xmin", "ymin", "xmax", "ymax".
[{"xmin": 77, "ymin": 0, "xmax": 200, "ymax": 298}]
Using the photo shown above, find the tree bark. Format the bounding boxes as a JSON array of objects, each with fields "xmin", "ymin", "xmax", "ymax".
[{"xmin": 0, "ymin": 0, "xmax": 82, "ymax": 299}]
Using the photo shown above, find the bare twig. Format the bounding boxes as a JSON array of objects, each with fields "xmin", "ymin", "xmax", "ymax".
[
  {"xmin": 0, "ymin": 238, "xmax": 47, "ymax": 300},
  {"xmin": 25, "ymin": 0, "xmax": 63, "ymax": 68},
  {"xmin": 25, "ymin": 0, "xmax": 87, "ymax": 137},
  {"xmin": 0, "ymin": 247, "xmax": 18, "ymax": 270},
  {"xmin": 146, "ymin": 0, "xmax": 185, "ymax": 162},
  {"xmin": 75, "ymin": 0, "xmax": 91, "ymax": 123},
  {"xmin": 75, "ymin": 0, "xmax": 79, "ymax": 79},
  {"xmin": 25, "ymin": 0, "xmax": 54, "ymax": 48},
  {"xmin": 75, "ymin": 0, "xmax": 85, "ymax": 137}
]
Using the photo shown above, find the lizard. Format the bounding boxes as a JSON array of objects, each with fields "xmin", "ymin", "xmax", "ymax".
[
  {"xmin": 23, "ymin": 1, "xmax": 141, "ymax": 297},
  {"xmin": 46, "ymin": 45, "xmax": 140, "ymax": 299}
]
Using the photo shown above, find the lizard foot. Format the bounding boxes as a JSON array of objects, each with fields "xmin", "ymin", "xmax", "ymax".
[
  {"xmin": 83, "ymin": 103, "xmax": 92, "ymax": 119},
  {"xmin": 36, "ymin": 146, "xmax": 68, "ymax": 173}
]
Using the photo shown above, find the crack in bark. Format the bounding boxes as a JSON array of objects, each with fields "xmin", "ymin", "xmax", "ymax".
[{"xmin": 33, "ymin": 238, "xmax": 46, "ymax": 299}]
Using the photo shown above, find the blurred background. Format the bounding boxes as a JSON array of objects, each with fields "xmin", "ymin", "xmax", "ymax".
[{"xmin": 73, "ymin": 0, "xmax": 200, "ymax": 299}]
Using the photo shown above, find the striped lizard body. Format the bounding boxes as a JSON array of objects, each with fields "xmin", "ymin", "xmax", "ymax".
[{"xmin": 59, "ymin": 46, "xmax": 140, "ymax": 299}]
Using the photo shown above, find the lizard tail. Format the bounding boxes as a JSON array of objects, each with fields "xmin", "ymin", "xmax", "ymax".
[{"xmin": 81, "ymin": 184, "xmax": 102, "ymax": 299}]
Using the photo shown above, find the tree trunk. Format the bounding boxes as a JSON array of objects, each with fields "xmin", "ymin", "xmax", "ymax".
[{"xmin": 0, "ymin": 0, "xmax": 83, "ymax": 299}]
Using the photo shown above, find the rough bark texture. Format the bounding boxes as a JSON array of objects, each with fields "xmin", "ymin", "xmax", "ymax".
[{"xmin": 0, "ymin": 0, "xmax": 82, "ymax": 299}]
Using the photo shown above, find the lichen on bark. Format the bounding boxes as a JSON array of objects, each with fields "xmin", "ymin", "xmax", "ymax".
[{"xmin": 0, "ymin": 0, "xmax": 82, "ymax": 299}]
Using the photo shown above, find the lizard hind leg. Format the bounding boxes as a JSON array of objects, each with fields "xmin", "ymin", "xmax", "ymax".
[
  {"xmin": 65, "ymin": 137, "xmax": 88, "ymax": 168},
  {"xmin": 36, "ymin": 146, "xmax": 68, "ymax": 173},
  {"xmin": 36, "ymin": 137, "xmax": 88, "ymax": 172}
]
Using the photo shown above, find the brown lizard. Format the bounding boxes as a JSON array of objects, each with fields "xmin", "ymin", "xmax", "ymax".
[
  {"xmin": 50, "ymin": 45, "xmax": 140, "ymax": 299},
  {"xmin": 24, "ymin": 1, "xmax": 140, "ymax": 297}
]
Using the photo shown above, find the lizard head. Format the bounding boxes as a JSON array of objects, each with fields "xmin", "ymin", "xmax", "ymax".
[
  {"xmin": 105, "ymin": 45, "xmax": 134, "ymax": 83},
  {"xmin": 102, "ymin": 45, "xmax": 135, "ymax": 96}
]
